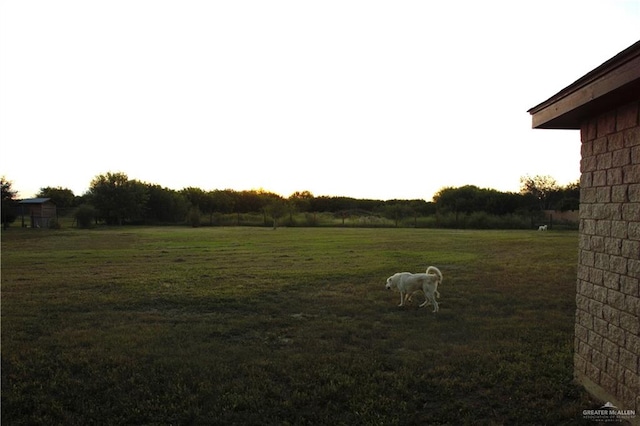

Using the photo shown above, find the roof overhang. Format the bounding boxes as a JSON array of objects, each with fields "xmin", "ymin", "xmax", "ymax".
[
  {"xmin": 528, "ymin": 40, "xmax": 640, "ymax": 129},
  {"xmin": 19, "ymin": 198, "xmax": 53, "ymax": 204}
]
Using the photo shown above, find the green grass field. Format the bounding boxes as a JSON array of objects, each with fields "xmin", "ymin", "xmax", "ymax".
[{"xmin": 1, "ymin": 227, "xmax": 596, "ymax": 425}]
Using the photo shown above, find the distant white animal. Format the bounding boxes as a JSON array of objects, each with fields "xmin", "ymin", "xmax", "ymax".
[
  {"xmin": 538, "ymin": 225, "xmax": 548, "ymax": 231},
  {"xmin": 385, "ymin": 266, "xmax": 443, "ymax": 312}
]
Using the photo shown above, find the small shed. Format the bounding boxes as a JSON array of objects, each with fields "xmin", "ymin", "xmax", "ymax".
[
  {"xmin": 529, "ymin": 40, "xmax": 640, "ymax": 422},
  {"xmin": 18, "ymin": 198, "xmax": 57, "ymax": 228}
]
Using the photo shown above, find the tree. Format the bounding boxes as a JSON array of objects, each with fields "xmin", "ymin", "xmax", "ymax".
[
  {"xmin": 209, "ymin": 190, "xmax": 234, "ymax": 224},
  {"xmin": 182, "ymin": 187, "xmax": 208, "ymax": 214},
  {"xmin": 266, "ymin": 197, "xmax": 288, "ymax": 229},
  {"xmin": 1, "ymin": 177, "xmax": 18, "ymax": 229},
  {"xmin": 88, "ymin": 172, "xmax": 149, "ymax": 225},
  {"xmin": 289, "ymin": 191, "xmax": 313, "ymax": 214},
  {"xmin": 188, "ymin": 205, "xmax": 201, "ymax": 227},
  {"xmin": 555, "ymin": 180, "xmax": 580, "ymax": 211},
  {"xmin": 484, "ymin": 191, "xmax": 523, "ymax": 215},
  {"xmin": 236, "ymin": 189, "xmax": 274, "ymax": 214},
  {"xmin": 74, "ymin": 204, "xmax": 97, "ymax": 228},
  {"xmin": 406, "ymin": 199, "xmax": 436, "ymax": 216},
  {"xmin": 310, "ymin": 196, "xmax": 359, "ymax": 214},
  {"xmin": 37, "ymin": 187, "xmax": 76, "ymax": 210},
  {"xmin": 145, "ymin": 185, "xmax": 188, "ymax": 224},
  {"xmin": 383, "ymin": 203, "xmax": 413, "ymax": 227},
  {"xmin": 433, "ymin": 185, "xmax": 483, "ymax": 215},
  {"xmin": 287, "ymin": 191, "xmax": 313, "ymax": 224},
  {"xmin": 520, "ymin": 175, "xmax": 559, "ymax": 210}
]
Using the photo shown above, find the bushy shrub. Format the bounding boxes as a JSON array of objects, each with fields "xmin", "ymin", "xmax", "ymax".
[
  {"xmin": 425, "ymin": 212, "xmax": 533, "ymax": 229},
  {"xmin": 301, "ymin": 213, "xmax": 317, "ymax": 226},
  {"xmin": 74, "ymin": 204, "xmax": 96, "ymax": 229},
  {"xmin": 48, "ymin": 218, "xmax": 61, "ymax": 229},
  {"xmin": 188, "ymin": 207, "xmax": 201, "ymax": 227}
]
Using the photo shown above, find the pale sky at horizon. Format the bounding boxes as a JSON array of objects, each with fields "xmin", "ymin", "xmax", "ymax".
[{"xmin": 1, "ymin": 1, "xmax": 639, "ymax": 201}]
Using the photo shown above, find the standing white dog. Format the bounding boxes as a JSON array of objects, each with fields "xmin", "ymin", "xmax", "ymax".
[{"xmin": 385, "ymin": 266, "xmax": 443, "ymax": 312}]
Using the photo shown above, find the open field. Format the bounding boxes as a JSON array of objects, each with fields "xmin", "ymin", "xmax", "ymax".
[{"xmin": 2, "ymin": 227, "xmax": 596, "ymax": 424}]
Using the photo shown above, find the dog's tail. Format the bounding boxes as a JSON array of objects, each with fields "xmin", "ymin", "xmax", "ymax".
[{"xmin": 426, "ymin": 266, "xmax": 442, "ymax": 284}]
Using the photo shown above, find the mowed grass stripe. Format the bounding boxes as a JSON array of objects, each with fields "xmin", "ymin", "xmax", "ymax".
[{"xmin": 1, "ymin": 227, "xmax": 594, "ymax": 425}]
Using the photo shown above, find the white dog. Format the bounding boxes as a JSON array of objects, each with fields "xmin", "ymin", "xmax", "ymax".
[
  {"xmin": 385, "ymin": 266, "xmax": 443, "ymax": 312},
  {"xmin": 538, "ymin": 225, "xmax": 548, "ymax": 231}
]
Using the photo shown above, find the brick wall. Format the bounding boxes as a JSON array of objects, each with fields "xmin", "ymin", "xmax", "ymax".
[{"xmin": 575, "ymin": 100, "xmax": 640, "ymax": 418}]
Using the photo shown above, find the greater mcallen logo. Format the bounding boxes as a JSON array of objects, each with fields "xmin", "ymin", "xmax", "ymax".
[{"xmin": 582, "ymin": 402, "xmax": 636, "ymax": 422}]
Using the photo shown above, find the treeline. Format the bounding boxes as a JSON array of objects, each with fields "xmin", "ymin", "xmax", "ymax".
[{"xmin": 2, "ymin": 173, "xmax": 579, "ymax": 229}]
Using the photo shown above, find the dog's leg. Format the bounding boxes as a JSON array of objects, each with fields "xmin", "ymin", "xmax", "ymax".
[
  {"xmin": 421, "ymin": 297, "xmax": 438, "ymax": 312},
  {"xmin": 402, "ymin": 292, "xmax": 412, "ymax": 306},
  {"xmin": 419, "ymin": 286, "xmax": 431, "ymax": 307},
  {"xmin": 402, "ymin": 292, "xmax": 416, "ymax": 306},
  {"xmin": 399, "ymin": 292, "xmax": 405, "ymax": 306},
  {"xmin": 406, "ymin": 291, "xmax": 419, "ymax": 304},
  {"xmin": 428, "ymin": 292, "xmax": 439, "ymax": 312},
  {"xmin": 432, "ymin": 298, "xmax": 439, "ymax": 313},
  {"xmin": 419, "ymin": 293, "xmax": 431, "ymax": 307},
  {"xmin": 420, "ymin": 292, "xmax": 438, "ymax": 312}
]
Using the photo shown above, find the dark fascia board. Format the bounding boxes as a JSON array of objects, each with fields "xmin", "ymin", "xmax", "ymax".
[
  {"xmin": 18, "ymin": 198, "xmax": 53, "ymax": 204},
  {"xmin": 528, "ymin": 40, "xmax": 640, "ymax": 129}
]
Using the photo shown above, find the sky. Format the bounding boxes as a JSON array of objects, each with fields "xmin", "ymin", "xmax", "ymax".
[{"xmin": 1, "ymin": 1, "xmax": 639, "ymax": 201}]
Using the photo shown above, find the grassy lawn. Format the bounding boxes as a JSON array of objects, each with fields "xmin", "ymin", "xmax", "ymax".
[{"xmin": 1, "ymin": 227, "xmax": 596, "ymax": 425}]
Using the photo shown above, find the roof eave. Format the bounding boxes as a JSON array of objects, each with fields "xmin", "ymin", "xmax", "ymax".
[
  {"xmin": 19, "ymin": 198, "xmax": 53, "ymax": 204},
  {"xmin": 528, "ymin": 40, "xmax": 640, "ymax": 130}
]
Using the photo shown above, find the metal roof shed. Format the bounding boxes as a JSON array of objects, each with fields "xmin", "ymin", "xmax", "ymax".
[{"xmin": 18, "ymin": 198, "xmax": 57, "ymax": 228}]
